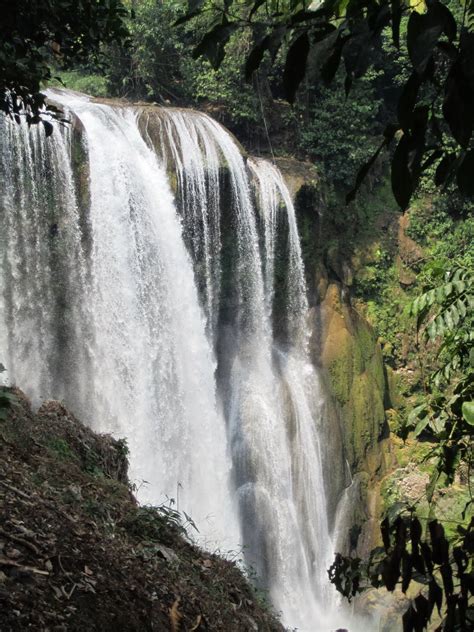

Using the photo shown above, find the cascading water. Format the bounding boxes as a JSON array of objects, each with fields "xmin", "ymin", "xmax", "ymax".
[
  {"xmin": 1, "ymin": 94, "xmax": 239, "ymax": 550},
  {"xmin": 0, "ymin": 91, "xmax": 357, "ymax": 630}
]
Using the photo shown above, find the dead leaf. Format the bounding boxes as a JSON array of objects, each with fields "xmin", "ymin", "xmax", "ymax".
[
  {"xmin": 190, "ymin": 614, "xmax": 203, "ymax": 631},
  {"xmin": 169, "ymin": 597, "xmax": 182, "ymax": 632}
]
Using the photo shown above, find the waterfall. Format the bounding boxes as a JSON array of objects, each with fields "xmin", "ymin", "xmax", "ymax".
[{"xmin": 0, "ymin": 92, "xmax": 354, "ymax": 629}]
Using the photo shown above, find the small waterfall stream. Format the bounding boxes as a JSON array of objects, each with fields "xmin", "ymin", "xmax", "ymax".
[{"xmin": 0, "ymin": 92, "xmax": 354, "ymax": 629}]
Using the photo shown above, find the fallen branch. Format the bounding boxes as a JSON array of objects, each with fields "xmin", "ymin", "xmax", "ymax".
[
  {"xmin": 0, "ymin": 557, "xmax": 49, "ymax": 575},
  {"xmin": 0, "ymin": 479, "xmax": 32, "ymax": 501},
  {"xmin": 0, "ymin": 527, "xmax": 40, "ymax": 555}
]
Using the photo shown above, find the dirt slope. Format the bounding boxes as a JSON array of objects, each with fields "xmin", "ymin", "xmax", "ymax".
[{"xmin": 0, "ymin": 389, "xmax": 284, "ymax": 631}]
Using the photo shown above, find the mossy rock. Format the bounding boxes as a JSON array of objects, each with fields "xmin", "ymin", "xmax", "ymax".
[{"xmin": 317, "ymin": 282, "xmax": 388, "ymax": 472}]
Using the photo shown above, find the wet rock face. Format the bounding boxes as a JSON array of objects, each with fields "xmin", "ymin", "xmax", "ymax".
[
  {"xmin": 317, "ymin": 281, "xmax": 388, "ymax": 469},
  {"xmin": 312, "ymin": 279, "xmax": 392, "ymax": 556},
  {"xmin": 279, "ymin": 161, "xmax": 393, "ymax": 555}
]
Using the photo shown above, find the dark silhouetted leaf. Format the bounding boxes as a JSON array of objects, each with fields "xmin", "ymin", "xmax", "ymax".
[
  {"xmin": 429, "ymin": 578, "xmax": 443, "ymax": 616},
  {"xmin": 407, "ymin": 8, "xmax": 442, "ymax": 73},
  {"xmin": 402, "ymin": 551, "xmax": 412, "ymax": 593},
  {"xmin": 346, "ymin": 137, "xmax": 389, "ymax": 203},
  {"xmin": 429, "ymin": 520, "xmax": 449, "ymax": 565},
  {"xmin": 391, "ymin": 134, "xmax": 412, "ymax": 210},
  {"xmin": 410, "ymin": 517, "xmax": 422, "ymax": 549},
  {"xmin": 457, "ymin": 150, "xmax": 474, "ymax": 197},
  {"xmin": 188, "ymin": 0, "xmax": 204, "ymax": 13},
  {"xmin": 193, "ymin": 21, "xmax": 237, "ymax": 69},
  {"xmin": 435, "ymin": 153, "xmax": 456, "ymax": 186},
  {"xmin": 382, "ymin": 550, "xmax": 402, "ymax": 591},
  {"xmin": 421, "ymin": 542, "xmax": 434, "ymax": 573},
  {"xmin": 398, "ymin": 72, "xmax": 422, "ymax": 131},
  {"xmin": 403, "ymin": 603, "xmax": 416, "ymax": 632},
  {"xmin": 441, "ymin": 562, "xmax": 454, "ymax": 597},
  {"xmin": 42, "ymin": 120, "xmax": 54, "ymax": 137},
  {"xmin": 381, "ymin": 516, "xmax": 391, "ymax": 551},
  {"xmin": 444, "ymin": 61, "xmax": 474, "ymax": 148},
  {"xmin": 174, "ymin": 10, "xmax": 202, "ymax": 26},
  {"xmin": 245, "ymin": 38, "xmax": 268, "ymax": 81},
  {"xmin": 290, "ymin": 9, "xmax": 329, "ymax": 25},
  {"xmin": 283, "ymin": 32, "xmax": 310, "ymax": 103},
  {"xmin": 414, "ymin": 594, "xmax": 430, "ymax": 631},
  {"xmin": 391, "ymin": 0, "xmax": 402, "ymax": 48},
  {"xmin": 321, "ymin": 35, "xmax": 346, "ymax": 85},
  {"xmin": 408, "ymin": 1, "xmax": 457, "ymax": 72},
  {"xmin": 344, "ymin": 74, "xmax": 353, "ymax": 97}
]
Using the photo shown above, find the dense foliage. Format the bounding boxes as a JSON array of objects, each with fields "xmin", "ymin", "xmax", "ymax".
[
  {"xmin": 0, "ymin": 0, "xmax": 129, "ymax": 124},
  {"xmin": 181, "ymin": 0, "xmax": 474, "ymax": 208},
  {"xmin": 101, "ymin": 0, "xmax": 267, "ymax": 143},
  {"xmin": 406, "ymin": 265, "xmax": 473, "ymax": 496}
]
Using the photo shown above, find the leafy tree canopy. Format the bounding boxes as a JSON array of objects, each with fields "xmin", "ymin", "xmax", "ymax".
[
  {"xmin": 0, "ymin": 0, "xmax": 129, "ymax": 127},
  {"xmin": 179, "ymin": 0, "xmax": 474, "ymax": 209}
]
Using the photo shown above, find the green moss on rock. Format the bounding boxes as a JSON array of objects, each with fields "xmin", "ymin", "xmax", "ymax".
[{"xmin": 318, "ymin": 282, "xmax": 388, "ymax": 471}]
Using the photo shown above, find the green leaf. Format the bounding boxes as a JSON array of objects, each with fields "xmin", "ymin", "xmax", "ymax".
[
  {"xmin": 462, "ymin": 401, "xmax": 474, "ymax": 426},
  {"xmin": 452, "ymin": 280, "xmax": 466, "ymax": 294},
  {"xmin": 449, "ymin": 303, "xmax": 460, "ymax": 326},
  {"xmin": 249, "ymin": 0, "xmax": 266, "ymax": 20},
  {"xmin": 426, "ymin": 470, "xmax": 440, "ymax": 502},
  {"xmin": 443, "ymin": 282, "xmax": 453, "ymax": 297},
  {"xmin": 174, "ymin": 10, "xmax": 202, "ymax": 26},
  {"xmin": 408, "ymin": 403, "xmax": 428, "ymax": 426},
  {"xmin": 414, "ymin": 415, "xmax": 430, "ymax": 437}
]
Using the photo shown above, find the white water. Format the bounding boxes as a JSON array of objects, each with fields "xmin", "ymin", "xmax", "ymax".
[
  {"xmin": 0, "ymin": 93, "xmax": 359, "ymax": 630},
  {"xmin": 248, "ymin": 159, "xmax": 335, "ymax": 626}
]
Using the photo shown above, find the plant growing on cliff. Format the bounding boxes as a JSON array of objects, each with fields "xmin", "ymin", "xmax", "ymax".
[
  {"xmin": 329, "ymin": 512, "xmax": 474, "ymax": 631},
  {"xmin": 405, "ymin": 264, "xmax": 473, "ymax": 503},
  {"xmin": 329, "ymin": 263, "xmax": 474, "ymax": 630},
  {"xmin": 0, "ymin": 386, "xmax": 17, "ymax": 420}
]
